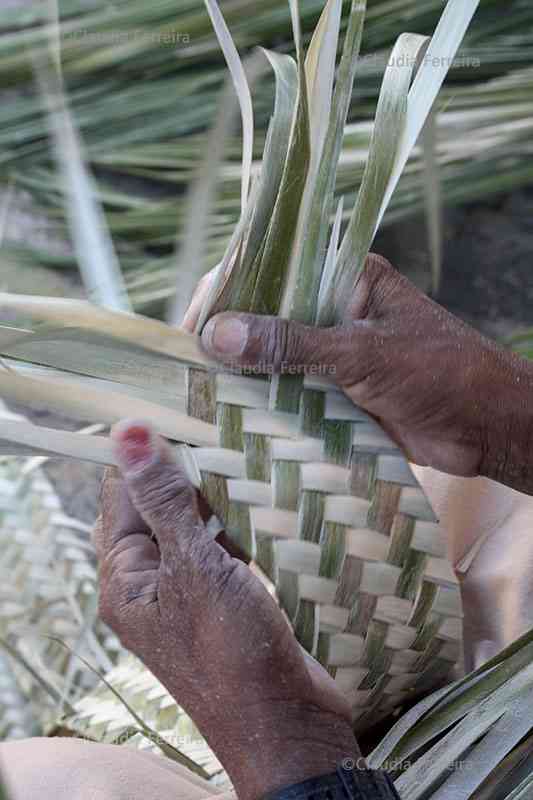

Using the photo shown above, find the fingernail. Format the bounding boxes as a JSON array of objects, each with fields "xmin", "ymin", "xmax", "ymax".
[
  {"xmin": 112, "ymin": 421, "xmax": 156, "ymax": 473},
  {"xmin": 202, "ymin": 316, "xmax": 248, "ymax": 357}
]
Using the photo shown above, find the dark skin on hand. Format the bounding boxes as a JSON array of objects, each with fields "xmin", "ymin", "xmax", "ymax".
[
  {"xmin": 199, "ymin": 254, "xmax": 533, "ymax": 497},
  {"xmin": 96, "ymin": 430, "xmax": 358, "ymax": 800},
  {"xmin": 96, "ymin": 255, "xmax": 533, "ymax": 800}
]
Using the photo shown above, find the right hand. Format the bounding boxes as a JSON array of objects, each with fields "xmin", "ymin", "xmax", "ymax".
[
  {"xmin": 186, "ymin": 254, "xmax": 533, "ymax": 496},
  {"xmin": 95, "ymin": 422, "xmax": 358, "ymax": 800}
]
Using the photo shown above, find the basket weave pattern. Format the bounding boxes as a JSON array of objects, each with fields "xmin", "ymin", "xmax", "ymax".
[{"xmin": 186, "ymin": 367, "xmax": 463, "ymax": 730}]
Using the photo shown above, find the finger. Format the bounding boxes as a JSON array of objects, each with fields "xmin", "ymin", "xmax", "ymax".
[
  {"xmin": 94, "ymin": 467, "xmax": 151, "ymax": 559},
  {"xmin": 198, "ymin": 254, "xmax": 415, "ymax": 386},
  {"xmin": 180, "ymin": 269, "xmax": 216, "ymax": 332},
  {"xmin": 98, "ymin": 462, "xmax": 249, "ymax": 565},
  {"xmin": 201, "ymin": 311, "xmax": 347, "ymax": 374},
  {"xmin": 199, "ymin": 307, "xmax": 381, "ymax": 389},
  {"xmin": 111, "ymin": 420, "xmax": 212, "ymax": 567},
  {"xmin": 347, "ymin": 252, "xmax": 422, "ymax": 320},
  {"xmin": 97, "ymin": 469, "xmax": 160, "ymax": 569},
  {"xmin": 95, "ymin": 468, "xmax": 161, "ymax": 623}
]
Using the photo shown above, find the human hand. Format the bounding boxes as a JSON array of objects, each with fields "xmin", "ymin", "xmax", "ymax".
[
  {"xmin": 95, "ymin": 421, "xmax": 359, "ymax": 800},
  {"xmin": 193, "ymin": 255, "xmax": 533, "ymax": 496}
]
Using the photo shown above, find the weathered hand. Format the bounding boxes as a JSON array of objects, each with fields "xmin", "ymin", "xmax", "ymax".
[
  {"xmin": 95, "ymin": 421, "xmax": 358, "ymax": 800},
  {"xmin": 195, "ymin": 254, "xmax": 533, "ymax": 496}
]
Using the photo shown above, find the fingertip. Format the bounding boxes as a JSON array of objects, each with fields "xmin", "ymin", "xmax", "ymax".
[
  {"xmin": 364, "ymin": 252, "xmax": 395, "ymax": 274},
  {"xmin": 97, "ymin": 466, "xmax": 150, "ymax": 557},
  {"xmin": 201, "ymin": 313, "xmax": 248, "ymax": 360},
  {"xmin": 111, "ymin": 418, "xmax": 155, "ymax": 444},
  {"xmin": 111, "ymin": 419, "xmax": 160, "ymax": 476}
]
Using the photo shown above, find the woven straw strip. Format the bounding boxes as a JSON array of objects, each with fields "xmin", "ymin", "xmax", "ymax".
[
  {"xmin": 185, "ymin": 367, "xmax": 462, "ymax": 728},
  {"xmin": 0, "ymin": 453, "xmax": 122, "ymax": 735}
]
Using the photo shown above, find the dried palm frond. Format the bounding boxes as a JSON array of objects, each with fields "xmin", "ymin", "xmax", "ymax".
[
  {"xmin": 58, "ymin": 653, "xmax": 226, "ymax": 784},
  {"xmin": 369, "ymin": 628, "xmax": 533, "ymax": 800},
  {"xmin": 0, "ymin": 0, "xmax": 478, "ymax": 726},
  {"xmin": 0, "ymin": 406, "xmax": 122, "ymax": 734},
  {"xmin": 0, "ymin": 651, "xmax": 38, "ymax": 740}
]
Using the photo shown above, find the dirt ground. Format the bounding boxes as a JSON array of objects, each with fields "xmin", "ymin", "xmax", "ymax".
[{"xmin": 377, "ymin": 186, "xmax": 533, "ymax": 341}]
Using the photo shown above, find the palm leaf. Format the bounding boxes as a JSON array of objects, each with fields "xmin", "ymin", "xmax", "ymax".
[
  {"xmin": 37, "ymin": 45, "xmax": 130, "ymax": 311},
  {"xmin": 0, "ymin": 0, "xmax": 488, "ymax": 754},
  {"xmin": 366, "ymin": 630, "xmax": 533, "ymax": 799}
]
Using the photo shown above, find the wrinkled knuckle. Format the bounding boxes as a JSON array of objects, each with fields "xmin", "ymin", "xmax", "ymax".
[
  {"xmin": 99, "ymin": 573, "xmax": 136, "ymax": 634},
  {"xmin": 263, "ymin": 319, "xmax": 291, "ymax": 371},
  {"xmin": 365, "ymin": 253, "xmax": 395, "ymax": 280},
  {"xmin": 187, "ymin": 541, "xmax": 250, "ymax": 607},
  {"xmin": 331, "ymin": 323, "xmax": 370, "ymax": 385},
  {"xmin": 356, "ymin": 253, "xmax": 405, "ymax": 319},
  {"xmin": 210, "ymin": 558, "xmax": 251, "ymax": 609},
  {"xmin": 136, "ymin": 466, "xmax": 195, "ymax": 518}
]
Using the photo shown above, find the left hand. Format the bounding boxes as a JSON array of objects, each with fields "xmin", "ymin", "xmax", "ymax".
[
  {"xmin": 186, "ymin": 257, "xmax": 533, "ymax": 497},
  {"xmin": 95, "ymin": 420, "xmax": 359, "ymax": 800}
]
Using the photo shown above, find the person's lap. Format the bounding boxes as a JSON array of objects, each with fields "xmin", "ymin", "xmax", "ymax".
[{"xmin": 0, "ymin": 738, "xmax": 233, "ymax": 800}]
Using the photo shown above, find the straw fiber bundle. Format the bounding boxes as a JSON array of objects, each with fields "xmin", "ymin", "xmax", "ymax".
[
  {"xmin": 0, "ymin": 0, "xmax": 480, "ymax": 727},
  {"xmin": 0, "ymin": 410, "xmax": 121, "ymax": 736},
  {"xmin": 1, "ymin": 0, "xmax": 532, "ymax": 307},
  {"xmin": 59, "ymin": 652, "xmax": 225, "ymax": 783}
]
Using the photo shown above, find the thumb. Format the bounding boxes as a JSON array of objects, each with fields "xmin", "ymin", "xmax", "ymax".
[
  {"xmin": 111, "ymin": 420, "xmax": 209, "ymax": 562},
  {"xmin": 201, "ymin": 312, "xmax": 347, "ymax": 378}
]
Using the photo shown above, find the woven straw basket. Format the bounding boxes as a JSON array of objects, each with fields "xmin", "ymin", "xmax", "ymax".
[
  {"xmin": 0, "ymin": 312, "xmax": 463, "ymax": 732},
  {"xmin": 185, "ymin": 362, "xmax": 462, "ymax": 731},
  {"xmin": 0, "ymin": 0, "xmax": 471, "ymax": 735},
  {"xmin": 0, "ymin": 309, "xmax": 464, "ymax": 731}
]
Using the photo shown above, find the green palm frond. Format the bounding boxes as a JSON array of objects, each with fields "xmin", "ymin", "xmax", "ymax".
[
  {"xmin": 1, "ymin": 1, "xmax": 532, "ymax": 300},
  {"xmin": 0, "ymin": 0, "xmax": 481, "ymax": 451},
  {"xmin": 369, "ymin": 629, "xmax": 533, "ymax": 799},
  {"xmin": 0, "ymin": 0, "xmax": 476, "ymax": 731},
  {"xmin": 59, "ymin": 653, "xmax": 226, "ymax": 784}
]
